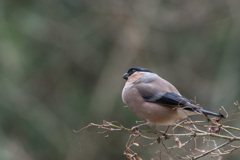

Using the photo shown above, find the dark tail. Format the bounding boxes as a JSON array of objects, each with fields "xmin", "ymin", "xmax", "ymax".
[{"xmin": 195, "ymin": 109, "xmax": 225, "ymax": 118}]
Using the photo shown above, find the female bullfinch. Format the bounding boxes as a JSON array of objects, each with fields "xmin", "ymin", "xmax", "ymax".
[{"xmin": 122, "ymin": 67, "xmax": 224, "ymax": 130}]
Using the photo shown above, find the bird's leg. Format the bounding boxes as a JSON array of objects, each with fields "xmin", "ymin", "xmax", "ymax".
[
  {"xmin": 165, "ymin": 125, "xmax": 170, "ymax": 134},
  {"xmin": 164, "ymin": 125, "xmax": 170, "ymax": 139},
  {"xmin": 158, "ymin": 125, "xmax": 170, "ymax": 139},
  {"xmin": 131, "ymin": 122, "xmax": 149, "ymax": 131}
]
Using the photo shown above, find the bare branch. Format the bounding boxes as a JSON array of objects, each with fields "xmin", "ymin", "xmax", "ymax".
[{"xmin": 75, "ymin": 102, "xmax": 240, "ymax": 159}]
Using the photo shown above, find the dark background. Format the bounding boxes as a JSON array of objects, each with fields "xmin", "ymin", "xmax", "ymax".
[{"xmin": 1, "ymin": 0, "xmax": 240, "ymax": 159}]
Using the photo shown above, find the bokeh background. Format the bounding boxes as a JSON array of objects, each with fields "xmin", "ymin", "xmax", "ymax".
[{"xmin": 1, "ymin": 0, "xmax": 240, "ymax": 159}]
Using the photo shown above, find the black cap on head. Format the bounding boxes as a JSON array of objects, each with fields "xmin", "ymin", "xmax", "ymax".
[{"xmin": 123, "ymin": 67, "xmax": 153, "ymax": 80}]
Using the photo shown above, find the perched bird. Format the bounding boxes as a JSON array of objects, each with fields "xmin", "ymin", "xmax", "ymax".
[{"xmin": 122, "ymin": 67, "xmax": 224, "ymax": 131}]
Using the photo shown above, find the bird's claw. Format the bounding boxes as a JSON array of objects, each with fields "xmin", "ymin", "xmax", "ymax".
[
  {"xmin": 164, "ymin": 133, "xmax": 170, "ymax": 139},
  {"xmin": 158, "ymin": 131, "xmax": 170, "ymax": 139}
]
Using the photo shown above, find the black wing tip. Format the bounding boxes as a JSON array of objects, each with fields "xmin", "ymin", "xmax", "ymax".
[
  {"xmin": 219, "ymin": 113, "xmax": 225, "ymax": 118},
  {"xmin": 196, "ymin": 109, "xmax": 225, "ymax": 118}
]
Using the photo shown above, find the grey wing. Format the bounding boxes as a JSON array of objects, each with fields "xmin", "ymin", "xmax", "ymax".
[
  {"xmin": 142, "ymin": 92, "xmax": 189, "ymax": 106},
  {"xmin": 135, "ymin": 83, "xmax": 201, "ymax": 112},
  {"xmin": 135, "ymin": 82, "xmax": 224, "ymax": 117}
]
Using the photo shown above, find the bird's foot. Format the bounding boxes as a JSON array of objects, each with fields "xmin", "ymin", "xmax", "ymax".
[
  {"xmin": 158, "ymin": 131, "xmax": 170, "ymax": 139},
  {"xmin": 163, "ymin": 125, "xmax": 170, "ymax": 139},
  {"xmin": 164, "ymin": 132, "xmax": 170, "ymax": 139}
]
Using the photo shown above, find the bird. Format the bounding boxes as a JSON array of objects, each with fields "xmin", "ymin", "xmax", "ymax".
[{"xmin": 122, "ymin": 67, "xmax": 224, "ymax": 132}]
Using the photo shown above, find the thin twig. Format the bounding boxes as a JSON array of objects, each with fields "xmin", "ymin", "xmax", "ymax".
[
  {"xmin": 190, "ymin": 140, "xmax": 232, "ymax": 160},
  {"xmin": 75, "ymin": 103, "xmax": 240, "ymax": 160}
]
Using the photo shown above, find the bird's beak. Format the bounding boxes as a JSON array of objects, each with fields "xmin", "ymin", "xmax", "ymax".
[{"xmin": 122, "ymin": 73, "xmax": 129, "ymax": 80}]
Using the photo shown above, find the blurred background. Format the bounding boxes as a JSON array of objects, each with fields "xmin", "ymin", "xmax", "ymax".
[{"xmin": 1, "ymin": 0, "xmax": 240, "ymax": 159}]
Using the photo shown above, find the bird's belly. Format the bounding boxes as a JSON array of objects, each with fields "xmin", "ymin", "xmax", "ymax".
[
  {"xmin": 129, "ymin": 102, "xmax": 187, "ymax": 126},
  {"xmin": 122, "ymin": 84, "xmax": 188, "ymax": 126}
]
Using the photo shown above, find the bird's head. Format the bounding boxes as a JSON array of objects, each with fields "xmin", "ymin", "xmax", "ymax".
[{"xmin": 122, "ymin": 67, "xmax": 153, "ymax": 81}]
